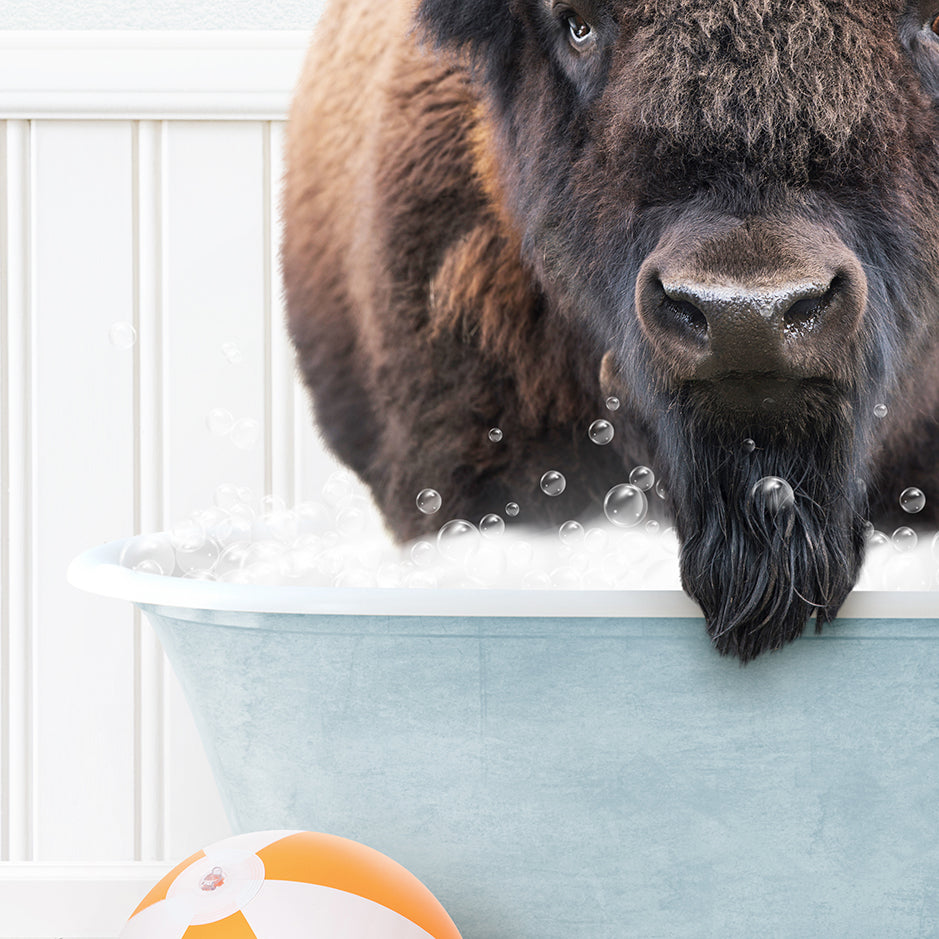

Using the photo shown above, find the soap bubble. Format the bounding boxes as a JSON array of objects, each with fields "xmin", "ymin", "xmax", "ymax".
[
  {"xmin": 505, "ymin": 502, "xmax": 520, "ymax": 517},
  {"xmin": 466, "ymin": 544, "xmax": 507, "ymax": 584},
  {"xmin": 295, "ymin": 501, "xmax": 330, "ymax": 534},
  {"xmin": 206, "ymin": 408, "xmax": 234, "ymax": 436},
  {"xmin": 488, "ymin": 427, "xmax": 503, "ymax": 442},
  {"xmin": 899, "ymin": 487, "xmax": 926, "ymax": 514},
  {"xmin": 230, "ymin": 418, "xmax": 260, "ymax": 450},
  {"xmin": 551, "ymin": 566, "xmax": 583, "ymax": 589},
  {"xmin": 584, "ymin": 527, "xmax": 609, "ymax": 554},
  {"xmin": 169, "ymin": 517, "xmax": 206, "ymax": 553},
  {"xmin": 741, "ymin": 438, "xmax": 756, "ymax": 454},
  {"xmin": 522, "ymin": 570, "xmax": 552, "ymax": 589},
  {"xmin": 750, "ymin": 476, "xmax": 795, "ymax": 515},
  {"xmin": 221, "ymin": 339, "xmax": 244, "ymax": 364},
  {"xmin": 322, "ymin": 470, "xmax": 356, "ymax": 507},
  {"xmin": 645, "ymin": 520, "xmax": 660, "ymax": 535},
  {"xmin": 866, "ymin": 529, "xmax": 889, "ymax": 548},
  {"xmin": 109, "ymin": 321, "xmax": 136, "ymax": 349},
  {"xmin": 214, "ymin": 483, "xmax": 244, "ymax": 510},
  {"xmin": 262, "ymin": 510, "xmax": 300, "ymax": 543},
  {"xmin": 175, "ymin": 538, "xmax": 220, "ymax": 575},
  {"xmin": 259, "ymin": 494, "xmax": 287, "ymax": 516},
  {"xmin": 558, "ymin": 520, "xmax": 585, "ymax": 546},
  {"xmin": 479, "ymin": 513, "xmax": 505, "ymax": 538},
  {"xmin": 874, "ymin": 403, "xmax": 888, "ymax": 419},
  {"xmin": 120, "ymin": 534, "xmax": 175, "ymax": 575},
  {"xmin": 416, "ymin": 488, "xmax": 442, "ymax": 515},
  {"xmin": 336, "ymin": 505, "xmax": 367, "ymax": 537},
  {"xmin": 892, "ymin": 526, "xmax": 918, "ymax": 553},
  {"xmin": 436, "ymin": 519, "xmax": 481, "ymax": 562},
  {"xmin": 628, "ymin": 466, "xmax": 655, "ymax": 492},
  {"xmin": 406, "ymin": 570, "xmax": 438, "ymax": 589},
  {"xmin": 588, "ymin": 420, "xmax": 614, "ymax": 445},
  {"xmin": 605, "ymin": 396, "xmax": 620, "ymax": 411},
  {"xmin": 540, "ymin": 470, "xmax": 566, "ymax": 497},
  {"xmin": 410, "ymin": 540, "xmax": 436, "ymax": 567},
  {"xmin": 654, "ymin": 480, "xmax": 667, "ymax": 500},
  {"xmin": 603, "ymin": 484, "xmax": 648, "ymax": 528}
]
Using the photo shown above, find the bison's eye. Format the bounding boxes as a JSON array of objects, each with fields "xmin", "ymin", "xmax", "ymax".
[{"xmin": 564, "ymin": 11, "xmax": 594, "ymax": 47}]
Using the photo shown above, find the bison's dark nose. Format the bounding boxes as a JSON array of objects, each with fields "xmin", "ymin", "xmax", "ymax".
[{"xmin": 635, "ymin": 216, "xmax": 867, "ymax": 392}]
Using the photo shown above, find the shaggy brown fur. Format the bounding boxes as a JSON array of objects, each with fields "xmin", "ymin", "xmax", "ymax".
[{"xmin": 283, "ymin": 0, "xmax": 939, "ymax": 658}]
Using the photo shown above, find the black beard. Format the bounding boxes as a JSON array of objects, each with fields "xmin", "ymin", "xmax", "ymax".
[{"xmin": 659, "ymin": 399, "xmax": 869, "ymax": 662}]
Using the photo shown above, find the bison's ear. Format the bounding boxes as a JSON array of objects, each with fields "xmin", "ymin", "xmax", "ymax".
[{"xmin": 416, "ymin": 0, "xmax": 514, "ymax": 52}]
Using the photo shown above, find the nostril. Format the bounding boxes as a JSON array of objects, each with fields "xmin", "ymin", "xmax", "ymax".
[
  {"xmin": 658, "ymin": 280, "xmax": 708, "ymax": 338},
  {"xmin": 783, "ymin": 276, "xmax": 841, "ymax": 330},
  {"xmin": 667, "ymin": 296, "xmax": 709, "ymax": 335}
]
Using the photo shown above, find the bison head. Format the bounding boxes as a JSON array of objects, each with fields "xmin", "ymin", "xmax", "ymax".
[{"xmin": 417, "ymin": 0, "xmax": 939, "ymax": 658}]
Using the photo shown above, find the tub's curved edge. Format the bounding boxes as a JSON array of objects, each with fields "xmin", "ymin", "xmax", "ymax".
[{"xmin": 68, "ymin": 537, "xmax": 939, "ymax": 620}]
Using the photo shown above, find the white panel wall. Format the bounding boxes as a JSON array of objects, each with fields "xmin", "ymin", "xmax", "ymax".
[{"xmin": 0, "ymin": 32, "xmax": 339, "ymax": 938}]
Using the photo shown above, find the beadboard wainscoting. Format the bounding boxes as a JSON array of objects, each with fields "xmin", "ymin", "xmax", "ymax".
[{"xmin": 0, "ymin": 31, "xmax": 346, "ymax": 938}]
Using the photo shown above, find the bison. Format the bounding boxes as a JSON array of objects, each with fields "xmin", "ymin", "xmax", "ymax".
[{"xmin": 282, "ymin": 0, "xmax": 939, "ymax": 660}]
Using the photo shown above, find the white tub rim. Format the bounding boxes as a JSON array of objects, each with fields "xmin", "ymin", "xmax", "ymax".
[{"xmin": 68, "ymin": 537, "xmax": 939, "ymax": 620}]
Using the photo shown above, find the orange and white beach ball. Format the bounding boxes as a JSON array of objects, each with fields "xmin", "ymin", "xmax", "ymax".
[{"xmin": 120, "ymin": 829, "xmax": 463, "ymax": 939}]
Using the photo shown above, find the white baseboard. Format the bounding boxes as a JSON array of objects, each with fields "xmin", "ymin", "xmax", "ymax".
[{"xmin": 0, "ymin": 862, "xmax": 172, "ymax": 939}]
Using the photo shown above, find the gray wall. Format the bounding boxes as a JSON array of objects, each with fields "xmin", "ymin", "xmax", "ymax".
[{"xmin": 0, "ymin": 0, "xmax": 323, "ymax": 29}]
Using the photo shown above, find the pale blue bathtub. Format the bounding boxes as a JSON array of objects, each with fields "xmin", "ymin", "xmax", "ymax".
[{"xmin": 70, "ymin": 538, "xmax": 939, "ymax": 938}]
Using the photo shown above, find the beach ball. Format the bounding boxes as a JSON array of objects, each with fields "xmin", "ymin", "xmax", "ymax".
[{"xmin": 120, "ymin": 829, "xmax": 463, "ymax": 938}]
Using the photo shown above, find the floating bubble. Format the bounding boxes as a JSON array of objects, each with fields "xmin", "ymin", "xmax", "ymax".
[
  {"xmin": 416, "ymin": 488, "xmax": 442, "ymax": 515},
  {"xmin": 488, "ymin": 427, "xmax": 503, "ymax": 443},
  {"xmin": 588, "ymin": 419, "xmax": 615, "ymax": 445},
  {"xmin": 605, "ymin": 396, "xmax": 620, "ymax": 411},
  {"xmin": 479, "ymin": 513, "xmax": 505, "ymax": 538},
  {"xmin": 558, "ymin": 520, "xmax": 585, "ymax": 546},
  {"xmin": 762, "ymin": 397, "xmax": 775, "ymax": 410},
  {"xmin": 109, "ymin": 321, "xmax": 136, "ymax": 349},
  {"xmin": 654, "ymin": 480, "xmax": 667, "ymax": 500},
  {"xmin": 230, "ymin": 418, "xmax": 260, "ymax": 450},
  {"xmin": 750, "ymin": 476, "xmax": 795, "ymax": 515},
  {"xmin": 866, "ymin": 529, "xmax": 889, "ymax": 548},
  {"xmin": 540, "ymin": 470, "xmax": 566, "ymax": 497},
  {"xmin": 436, "ymin": 519, "xmax": 481, "ymax": 562},
  {"xmin": 120, "ymin": 534, "xmax": 175, "ymax": 575},
  {"xmin": 505, "ymin": 502, "xmax": 520, "ymax": 517},
  {"xmin": 741, "ymin": 438, "xmax": 756, "ymax": 454},
  {"xmin": 645, "ymin": 520, "xmax": 660, "ymax": 535},
  {"xmin": 874, "ymin": 403, "xmax": 888, "ymax": 419},
  {"xmin": 603, "ymin": 484, "xmax": 648, "ymax": 528},
  {"xmin": 629, "ymin": 466, "xmax": 655, "ymax": 492},
  {"xmin": 410, "ymin": 540, "xmax": 436, "ymax": 567},
  {"xmin": 169, "ymin": 517, "xmax": 206, "ymax": 553},
  {"xmin": 206, "ymin": 408, "xmax": 234, "ymax": 436},
  {"xmin": 892, "ymin": 526, "xmax": 918, "ymax": 553},
  {"xmin": 221, "ymin": 339, "xmax": 244, "ymax": 364},
  {"xmin": 899, "ymin": 487, "xmax": 926, "ymax": 514}
]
